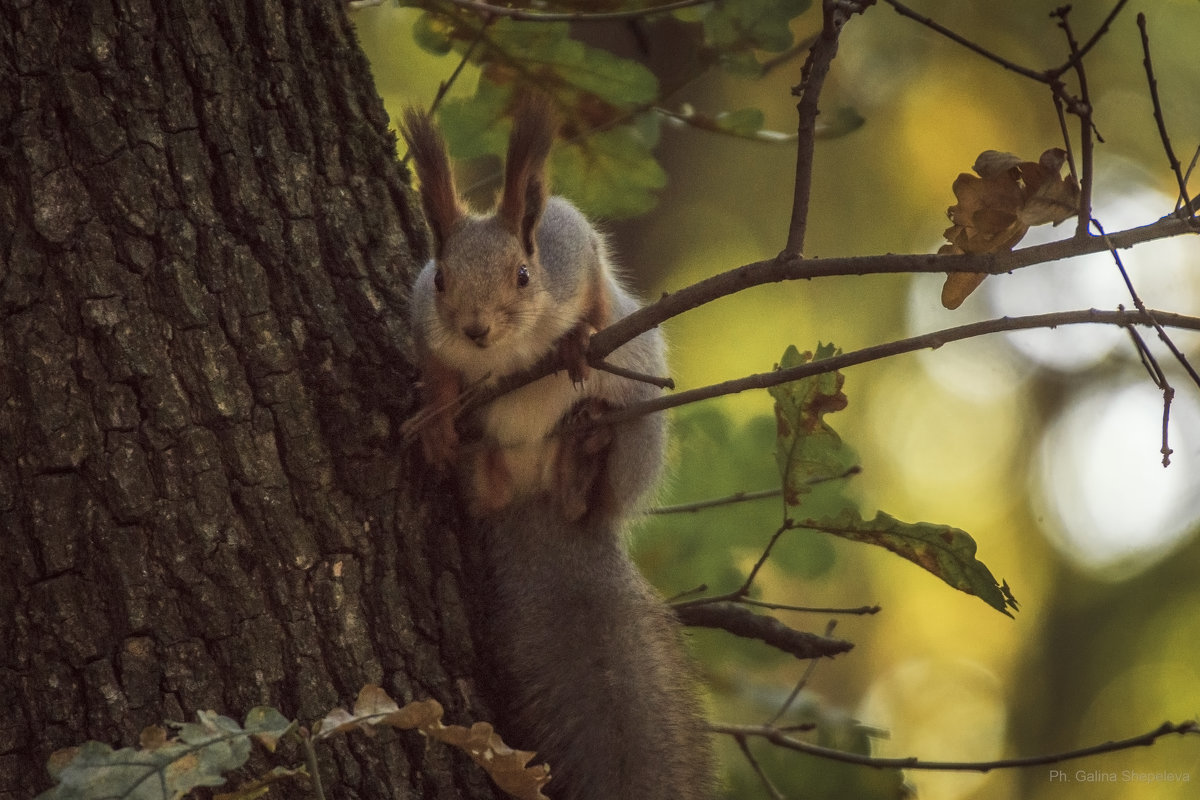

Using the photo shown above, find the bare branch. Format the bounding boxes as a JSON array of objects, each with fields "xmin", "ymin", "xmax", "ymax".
[
  {"xmin": 434, "ymin": 0, "xmax": 714, "ymax": 23},
  {"xmin": 674, "ymin": 601, "xmax": 854, "ymax": 660},
  {"xmin": 786, "ymin": 0, "xmax": 873, "ymax": 255},
  {"xmin": 1137, "ymin": 12, "xmax": 1195, "ymax": 213},
  {"xmin": 708, "ymin": 719, "xmax": 1200, "ymax": 773},
  {"xmin": 594, "ymin": 308, "xmax": 1200, "ymax": 427}
]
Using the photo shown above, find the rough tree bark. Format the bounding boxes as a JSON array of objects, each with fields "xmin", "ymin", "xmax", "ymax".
[{"xmin": 0, "ymin": 1, "xmax": 496, "ymax": 797}]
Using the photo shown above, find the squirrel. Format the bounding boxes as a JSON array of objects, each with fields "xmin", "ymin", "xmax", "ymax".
[
  {"xmin": 401, "ymin": 97, "xmax": 715, "ymax": 799},
  {"xmin": 401, "ymin": 96, "xmax": 666, "ymax": 520}
]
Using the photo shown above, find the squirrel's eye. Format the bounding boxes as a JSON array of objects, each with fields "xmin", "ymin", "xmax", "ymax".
[
  {"xmin": 434, "ymin": 268, "xmax": 445, "ymax": 292},
  {"xmin": 516, "ymin": 265, "xmax": 529, "ymax": 287}
]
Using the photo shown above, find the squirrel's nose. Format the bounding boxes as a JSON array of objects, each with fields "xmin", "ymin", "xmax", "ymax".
[{"xmin": 463, "ymin": 323, "xmax": 490, "ymax": 346}]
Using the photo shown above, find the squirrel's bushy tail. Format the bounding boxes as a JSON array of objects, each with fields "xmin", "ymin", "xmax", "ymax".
[{"xmin": 483, "ymin": 502, "xmax": 714, "ymax": 800}]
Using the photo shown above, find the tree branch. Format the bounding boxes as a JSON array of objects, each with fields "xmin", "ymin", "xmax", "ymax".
[
  {"xmin": 708, "ymin": 720, "xmax": 1200, "ymax": 773},
  {"xmin": 589, "ymin": 214, "xmax": 1198, "ymax": 361},
  {"xmin": 786, "ymin": 0, "xmax": 873, "ymax": 255},
  {"xmin": 674, "ymin": 601, "xmax": 854, "ymax": 660},
  {"xmin": 594, "ymin": 307, "xmax": 1200, "ymax": 427},
  {"xmin": 434, "ymin": 0, "xmax": 714, "ymax": 23}
]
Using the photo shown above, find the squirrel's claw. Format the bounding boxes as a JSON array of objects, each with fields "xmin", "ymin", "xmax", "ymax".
[
  {"xmin": 556, "ymin": 398, "xmax": 613, "ymax": 521},
  {"xmin": 557, "ymin": 323, "xmax": 595, "ymax": 384}
]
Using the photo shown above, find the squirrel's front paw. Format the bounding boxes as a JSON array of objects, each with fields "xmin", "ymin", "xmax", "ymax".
[
  {"xmin": 556, "ymin": 323, "xmax": 595, "ymax": 384},
  {"xmin": 418, "ymin": 413, "xmax": 459, "ymax": 467},
  {"xmin": 556, "ymin": 399, "xmax": 614, "ymax": 521}
]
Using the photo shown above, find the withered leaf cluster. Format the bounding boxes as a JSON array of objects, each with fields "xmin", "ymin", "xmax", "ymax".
[{"xmin": 939, "ymin": 148, "xmax": 1080, "ymax": 309}]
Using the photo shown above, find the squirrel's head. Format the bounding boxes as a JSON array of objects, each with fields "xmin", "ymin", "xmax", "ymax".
[{"xmin": 402, "ymin": 96, "xmax": 559, "ymax": 374}]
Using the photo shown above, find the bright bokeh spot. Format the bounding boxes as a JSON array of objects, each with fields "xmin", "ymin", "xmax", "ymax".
[
  {"xmin": 987, "ymin": 179, "xmax": 1198, "ymax": 372},
  {"xmin": 866, "ymin": 365, "xmax": 1024, "ymax": 510},
  {"xmin": 907, "ymin": 271, "xmax": 1034, "ymax": 402},
  {"xmin": 859, "ymin": 658, "xmax": 1007, "ymax": 800},
  {"xmin": 1034, "ymin": 380, "xmax": 1200, "ymax": 576}
]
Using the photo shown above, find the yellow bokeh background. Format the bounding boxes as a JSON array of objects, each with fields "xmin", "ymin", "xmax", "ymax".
[{"xmin": 354, "ymin": 2, "xmax": 1200, "ymax": 798}]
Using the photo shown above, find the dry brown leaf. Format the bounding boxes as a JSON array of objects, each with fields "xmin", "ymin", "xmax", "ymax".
[
  {"xmin": 139, "ymin": 724, "xmax": 170, "ymax": 751},
  {"xmin": 317, "ymin": 686, "xmax": 551, "ymax": 800},
  {"xmin": 939, "ymin": 147, "xmax": 1080, "ymax": 309}
]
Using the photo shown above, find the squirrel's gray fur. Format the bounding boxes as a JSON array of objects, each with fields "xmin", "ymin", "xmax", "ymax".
[
  {"xmin": 402, "ymin": 95, "xmax": 715, "ymax": 799},
  {"xmin": 484, "ymin": 499, "xmax": 714, "ymax": 800}
]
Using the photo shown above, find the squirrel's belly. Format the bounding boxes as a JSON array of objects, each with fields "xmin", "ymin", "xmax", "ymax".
[{"xmin": 481, "ymin": 372, "xmax": 584, "ymax": 496}]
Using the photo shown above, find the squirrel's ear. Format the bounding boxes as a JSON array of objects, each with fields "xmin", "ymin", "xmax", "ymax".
[
  {"xmin": 499, "ymin": 94, "xmax": 556, "ymax": 256},
  {"xmin": 401, "ymin": 108, "xmax": 464, "ymax": 257}
]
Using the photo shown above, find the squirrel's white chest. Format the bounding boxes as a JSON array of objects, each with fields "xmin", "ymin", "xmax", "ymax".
[{"xmin": 481, "ymin": 372, "xmax": 586, "ymax": 492}]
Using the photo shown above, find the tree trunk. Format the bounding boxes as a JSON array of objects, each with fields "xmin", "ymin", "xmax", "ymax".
[{"xmin": 0, "ymin": 1, "xmax": 494, "ymax": 797}]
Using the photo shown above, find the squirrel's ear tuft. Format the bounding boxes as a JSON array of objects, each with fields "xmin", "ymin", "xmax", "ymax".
[
  {"xmin": 499, "ymin": 93, "xmax": 556, "ymax": 256},
  {"xmin": 401, "ymin": 108, "xmax": 464, "ymax": 257}
]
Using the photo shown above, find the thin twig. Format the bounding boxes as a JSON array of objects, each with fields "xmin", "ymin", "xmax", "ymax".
[
  {"xmin": 651, "ymin": 466, "xmax": 860, "ymax": 515},
  {"xmin": 1137, "ymin": 12, "xmax": 1194, "ymax": 213},
  {"xmin": 735, "ymin": 734, "xmax": 787, "ymax": 800},
  {"xmin": 1047, "ymin": 0, "xmax": 1129, "ymax": 79},
  {"xmin": 1182, "ymin": 145, "xmax": 1200, "ymax": 206},
  {"xmin": 592, "ymin": 358, "xmax": 675, "ymax": 389},
  {"xmin": 652, "ymin": 488, "xmax": 784, "ymax": 514},
  {"xmin": 766, "ymin": 620, "xmax": 836, "ymax": 726},
  {"xmin": 1093, "ymin": 221, "xmax": 1200, "ymax": 392},
  {"xmin": 740, "ymin": 598, "xmax": 881, "ymax": 616},
  {"xmin": 1053, "ymin": 7, "xmax": 1098, "ymax": 239},
  {"xmin": 1093, "ymin": 219, "xmax": 1200, "ymax": 466},
  {"xmin": 1049, "ymin": 89, "xmax": 1078, "ymax": 186},
  {"xmin": 428, "ymin": 19, "xmax": 491, "ymax": 120},
  {"xmin": 786, "ymin": 0, "xmax": 873, "ymax": 255},
  {"xmin": 435, "ymin": 0, "xmax": 714, "ymax": 23},
  {"xmin": 707, "ymin": 719, "xmax": 1200, "ymax": 773},
  {"xmin": 741, "ymin": 521, "xmax": 795, "ymax": 597},
  {"xmin": 881, "ymin": 0, "xmax": 1046, "ymax": 82}
]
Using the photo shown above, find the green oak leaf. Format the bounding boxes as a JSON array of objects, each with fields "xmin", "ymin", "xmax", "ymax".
[
  {"xmin": 768, "ymin": 343, "xmax": 851, "ymax": 507},
  {"xmin": 550, "ymin": 123, "xmax": 667, "ymax": 218},
  {"xmin": 800, "ymin": 509, "xmax": 1020, "ymax": 616}
]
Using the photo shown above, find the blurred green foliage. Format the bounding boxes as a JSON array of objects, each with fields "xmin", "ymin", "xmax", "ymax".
[{"xmin": 396, "ymin": 0, "xmax": 817, "ymax": 217}]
